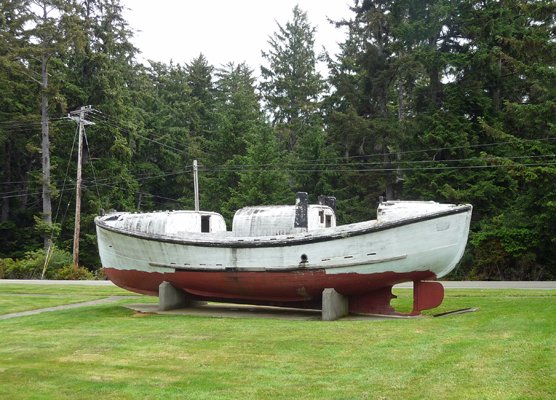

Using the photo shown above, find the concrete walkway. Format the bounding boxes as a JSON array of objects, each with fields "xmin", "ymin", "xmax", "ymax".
[{"xmin": 0, "ymin": 296, "xmax": 140, "ymax": 320}]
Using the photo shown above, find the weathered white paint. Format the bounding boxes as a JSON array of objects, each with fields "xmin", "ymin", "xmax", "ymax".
[
  {"xmin": 232, "ymin": 205, "xmax": 336, "ymax": 237},
  {"xmin": 377, "ymin": 200, "xmax": 457, "ymax": 222},
  {"xmin": 105, "ymin": 210, "xmax": 227, "ymax": 235},
  {"xmin": 95, "ymin": 201, "xmax": 472, "ymax": 279}
]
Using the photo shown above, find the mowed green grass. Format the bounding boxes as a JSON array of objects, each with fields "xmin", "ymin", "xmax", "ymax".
[{"xmin": 0, "ymin": 286, "xmax": 554, "ymax": 400}]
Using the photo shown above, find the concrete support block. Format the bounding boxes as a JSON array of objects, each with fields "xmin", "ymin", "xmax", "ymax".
[
  {"xmin": 322, "ymin": 288, "xmax": 349, "ymax": 321},
  {"xmin": 159, "ymin": 281, "xmax": 205, "ymax": 311}
]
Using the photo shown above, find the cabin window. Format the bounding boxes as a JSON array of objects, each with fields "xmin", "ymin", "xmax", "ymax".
[
  {"xmin": 201, "ymin": 215, "xmax": 210, "ymax": 233},
  {"xmin": 326, "ymin": 215, "xmax": 332, "ymax": 228},
  {"xmin": 319, "ymin": 210, "xmax": 324, "ymax": 224}
]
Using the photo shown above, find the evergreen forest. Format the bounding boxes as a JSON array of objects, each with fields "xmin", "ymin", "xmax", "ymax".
[{"xmin": 1, "ymin": 0, "xmax": 556, "ymax": 281}]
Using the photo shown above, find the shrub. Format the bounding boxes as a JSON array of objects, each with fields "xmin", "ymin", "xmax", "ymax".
[
  {"xmin": 0, "ymin": 258, "xmax": 19, "ymax": 279},
  {"xmin": 2, "ymin": 248, "xmax": 73, "ymax": 279},
  {"xmin": 3, "ymin": 256, "xmax": 42, "ymax": 279},
  {"xmin": 94, "ymin": 268, "xmax": 108, "ymax": 280},
  {"xmin": 54, "ymin": 265, "xmax": 94, "ymax": 280}
]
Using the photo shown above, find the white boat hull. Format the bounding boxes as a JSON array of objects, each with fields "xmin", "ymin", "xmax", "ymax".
[{"xmin": 95, "ymin": 203, "xmax": 472, "ymax": 314}]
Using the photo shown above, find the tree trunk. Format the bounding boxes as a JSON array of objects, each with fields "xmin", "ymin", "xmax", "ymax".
[
  {"xmin": 428, "ymin": 37, "xmax": 442, "ymax": 106},
  {"xmin": 493, "ymin": 57, "xmax": 501, "ymax": 110},
  {"xmin": 41, "ymin": 51, "xmax": 52, "ymax": 250},
  {"xmin": 398, "ymin": 77, "xmax": 404, "ymax": 123},
  {"xmin": 377, "ymin": 26, "xmax": 388, "ymax": 118},
  {"xmin": 1, "ymin": 142, "xmax": 10, "ymax": 223}
]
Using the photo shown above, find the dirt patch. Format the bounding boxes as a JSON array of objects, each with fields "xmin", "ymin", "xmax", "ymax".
[{"xmin": 131, "ymin": 311, "xmax": 155, "ymax": 317}]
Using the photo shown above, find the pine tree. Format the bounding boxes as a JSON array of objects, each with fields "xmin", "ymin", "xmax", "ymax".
[
  {"xmin": 0, "ymin": 0, "xmax": 43, "ymax": 257},
  {"xmin": 260, "ymin": 5, "xmax": 325, "ymax": 153},
  {"xmin": 326, "ymin": 0, "xmax": 405, "ymax": 214},
  {"xmin": 132, "ymin": 60, "xmax": 201, "ymax": 212},
  {"xmin": 203, "ymin": 62, "xmax": 260, "ymax": 220},
  {"xmin": 185, "ymin": 54, "xmax": 216, "ymax": 143},
  {"xmin": 460, "ymin": 0, "xmax": 556, "ymax": 279},
  {"xmin": 0, "ymin": 0, "xmax": 82, "ymax": 251},
  {"xmin": 223, "ymin": 120, "xmax": 293, "ymax": 214}
]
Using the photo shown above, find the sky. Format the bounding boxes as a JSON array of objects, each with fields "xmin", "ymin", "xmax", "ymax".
[{"xmin": 122, "ymin": 0, "xmax": 354, "ymax": 77}]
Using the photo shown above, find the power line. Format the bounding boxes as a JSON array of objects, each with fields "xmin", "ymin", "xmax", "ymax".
[
  {"xmin": 202, "ymin": 154, "xmax": 556, "ymax": 171},
  {"xmin": 5, "ymin": 108, "xmax": 552, "ymax": 169},
  {"xmin": 203, "ymin": 162, "xmax": 556, "ymax": 174},
  {"xmin": 53, "ymin": 123, "xmax": 79, "ymax": 224},
  {"xmin": 3, "ymin": 158, "xmax": 556, "ymax": 201},
  {"xmin": 87, "ymin": 109, "xmax": 203, "ymax": 158},
  {"xmin": 2, "ymin": 107, "xmax": 556, "ymax": 200}
]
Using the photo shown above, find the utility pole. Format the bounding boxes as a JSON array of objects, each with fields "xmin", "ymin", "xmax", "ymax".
[
  {"xmin": 69, "ymin": 106, "xmax": 95, "ymax": 266},
  {"xmin": 193, "ymin": 160, "xmax": 199, "ymax": 212}
]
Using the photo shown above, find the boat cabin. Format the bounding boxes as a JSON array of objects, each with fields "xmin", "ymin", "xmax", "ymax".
[
  {"xmin": 103, "ymin": 192, "xmax": 336, "ymax": 238},
  {"xmin": 232, "ymin": 193, "xmax": 337, "ymax": 237},
  {"xmin": 105, "ymin": 210, "xmax": 227, "ymax": 235}
]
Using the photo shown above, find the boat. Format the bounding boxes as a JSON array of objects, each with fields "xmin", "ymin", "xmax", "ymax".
[{"xmin": 95, "ymin": 192, "xmax": 473, "ymax": 317}]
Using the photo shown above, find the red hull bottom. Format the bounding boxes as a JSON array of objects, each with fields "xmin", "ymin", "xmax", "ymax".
[{"xmin": 105, "ymin": 268, "xmax": 442, "ymax": 315}]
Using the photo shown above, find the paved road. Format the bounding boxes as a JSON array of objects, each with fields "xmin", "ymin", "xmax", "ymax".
[
  {"xmin": 0, "ymin": 279, "xmax": 115, "ymax": 285},
  {"xmin": 394, "ymin": 281, "xmax": 556, "ymax": 289},
  {"xmin": 1, "ymin": 279, "xmax": 555, "ymax": 289}
]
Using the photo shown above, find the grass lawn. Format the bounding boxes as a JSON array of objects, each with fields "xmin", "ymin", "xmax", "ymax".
[{"xmin": 0, "ymin": 285, "xmax": 554, "ymax": 399}]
